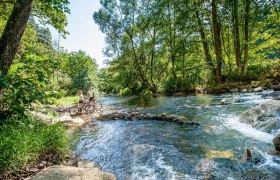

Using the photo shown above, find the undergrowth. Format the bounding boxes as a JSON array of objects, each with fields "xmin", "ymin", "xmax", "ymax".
[{"xmin": 0, "ymin": 116, "xmax": 70, "ymax": 176}]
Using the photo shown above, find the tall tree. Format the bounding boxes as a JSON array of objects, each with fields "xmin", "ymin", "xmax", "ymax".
[
  {"xmin": 211, "ymin": 0, "xmax": 223, "ymax": 83},
  {"xmin": 0, "ymin": 0, "xmax": 33, "ymax": 75},
  {"xmin": 242, "ymin": 0, "xmax": 250, "ymax": 73},
  {"xmin": 194, "ymin": 3, "xmax": 216, "ymax": 80},
  {"xmin": 0, "ymin": 0, "xmax": 69, "ymax": 76},
  {"xmin": 232, "ymin": 0, "xmax": 242, "ymax": 74}
]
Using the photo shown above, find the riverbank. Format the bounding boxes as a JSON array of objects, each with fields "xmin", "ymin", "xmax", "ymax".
[
  {"xmin": 3, "ymin": 88, "xmax": 279, "ymax": 179},
  {"xmin": 172, "ymin": 80, "xmax": 280, "ymax": 96},
  {"xmin": 0, "ymin": 104, "xmax": 116, "ymax": 180}
]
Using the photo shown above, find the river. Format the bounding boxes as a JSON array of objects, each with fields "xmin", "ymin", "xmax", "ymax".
[{"xmin": 75, "ymin": 91, "xmax": 280, "ymax": 180}]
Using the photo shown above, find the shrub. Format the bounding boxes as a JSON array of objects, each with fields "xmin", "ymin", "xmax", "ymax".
[{"xmin": 120, "ymin": 87, "xmax": 132, "ymax": 96}]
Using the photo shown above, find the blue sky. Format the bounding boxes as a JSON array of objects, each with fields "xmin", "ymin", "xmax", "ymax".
[{"xmin": 51, "ymin": 0, "xmax": 106, "ymax": 68}]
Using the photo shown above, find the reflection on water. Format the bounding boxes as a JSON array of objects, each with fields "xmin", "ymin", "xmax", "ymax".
[{"xmin": 75, "ymin": 91, "xmax": 280, "ymax": 179}]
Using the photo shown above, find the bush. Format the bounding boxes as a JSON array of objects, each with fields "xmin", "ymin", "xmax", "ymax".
[
  {"xmin": 0, "ymin": 116, "xmax": 69, "ymax": 175},
  {"xmin": 120, "ymin": 87, "xmax": 132, "ymax": 96}
]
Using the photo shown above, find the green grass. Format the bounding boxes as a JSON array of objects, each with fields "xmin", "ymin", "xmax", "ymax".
[
  {"xmin": 0, "ymin": 116, "xmax": 70, "ymax": 175},
  {"xmin": 54, "ymin": 96, "xmax": 79, "ymax": 106}
]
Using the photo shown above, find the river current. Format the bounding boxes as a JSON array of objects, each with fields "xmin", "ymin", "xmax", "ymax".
[{"xmin": 75, "ymin": 91, "xmax": 280, "ymax": 179}]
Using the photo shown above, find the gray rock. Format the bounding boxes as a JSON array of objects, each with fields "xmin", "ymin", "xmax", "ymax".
[
  {"xmin": 272, "ymin": 85, "xmax": 280, "ymax": 91},
  {"xmin": 230, "ymin": 88, "xmax": 239, "ymax": 93},
  {"xmin": 253, "ymin": 87, "xmax": 263, "ymax": 92},
  {"xmin": 221, "ymin": 98, "xmax": 227, "ymax": 105},
  {"xmin": 273, "ymin": 134, "xmax": 280, "ymax": 152},
  {"xmin": 238, "ymin": 85, "xmax": 252, "ymax": 91},
  {"xmin": 98, "ymin": 109, "xmax": 199, "ymax": 127},
  {"xmin": 241, "ymin": 100, "xmax": 280, "ymax": 133}
]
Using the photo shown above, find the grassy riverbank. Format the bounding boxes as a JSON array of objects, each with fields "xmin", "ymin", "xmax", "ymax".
[{"xmin": 0, "ymin": 116, "xmax": 70, "ymax": 179}]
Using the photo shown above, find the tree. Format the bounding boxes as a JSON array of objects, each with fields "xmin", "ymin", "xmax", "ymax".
[
  {"xmin": 211, "ymin": 0, "xmax": 223, "ymax": 84},
  {"xmin": 0, "ymin": 0, "xmax": 69, "ymax": 76},
  {"xmin": 232, "ymin": 0, "xmax": 242, "ymax": 74},
  {"xmin": 0, "ymin": 0, "xmax": 34, "ymax": 76}
]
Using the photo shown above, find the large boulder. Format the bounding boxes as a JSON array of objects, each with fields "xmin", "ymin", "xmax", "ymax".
[
  {"xmin": 240, "ymin": 100, "xmax": 280, "ymax": 133},
  {"xmin": 273, "ymin": 134, "xmax": 280, "ymax": 152},
  {"xmin": 31, "ymin": 165, "xmax": 116, "ymax": 180}
]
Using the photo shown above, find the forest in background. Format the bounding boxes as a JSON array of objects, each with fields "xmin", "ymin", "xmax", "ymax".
[{"xmin": 95, "ymin": 0, "xmax": 280, "ymax": 95}]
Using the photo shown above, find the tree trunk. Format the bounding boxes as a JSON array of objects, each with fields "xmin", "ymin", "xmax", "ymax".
[
  {"xmin": 168, "ymin": 1, "xmax": 177, "ymax": 79},
  {"xmin": 211, "ymin": 0, "xmax": 223, "ymax": 84},
  {"xmin": 242, "ymin": 0, "xmax": 250, "ymax": 73},
  {"xmin": 232, "ymin": 0, "xmax": 242, "ymax": 74},
  {"xmin": 195, "ymin": 7, "xmax": 216, "ymax": 79},
  {"xmin": 0, "ymin": 0, "xmax": 34, "ymax": 76}
]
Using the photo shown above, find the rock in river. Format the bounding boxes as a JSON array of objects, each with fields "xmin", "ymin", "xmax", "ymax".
[
  {"xmin": 240, "ymin": 100, "xmax": 280, "ymax": 133},
  {"xmin": 98, "ymin": 109, "xmax": 199, "ymax": 127},
  {"xmin": 273, "ymin": 134, "xmax": 280, "ymax": 152}
]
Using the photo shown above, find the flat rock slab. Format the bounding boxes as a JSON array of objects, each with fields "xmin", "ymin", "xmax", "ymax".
[{"xmin": 31, "ymin": 165, "xmax": 116, "ymax": 180}]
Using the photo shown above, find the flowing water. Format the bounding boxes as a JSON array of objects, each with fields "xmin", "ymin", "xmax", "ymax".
[{"xmin": 75, "ymin": 91, "xmax": 280, "ymax": 180}]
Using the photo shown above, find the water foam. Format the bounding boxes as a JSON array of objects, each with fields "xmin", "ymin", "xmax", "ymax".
[
  {"xmin": 155, "ymin": 155, "xmax": 192, "ymax": 180},
  {"xmin": 257, "ymin": 151, "xmax": 280, "ymax": 170},
  {"xmin": 130, "ymin": 155, "xmax": 192, "ymax": 180},
  {"xmin": 224, "ymin": 116, "xmax": 274, "ymax": 143},
  {"xmin": 130, "ymin": 165, "xmax": 158, "ymax": 180}
]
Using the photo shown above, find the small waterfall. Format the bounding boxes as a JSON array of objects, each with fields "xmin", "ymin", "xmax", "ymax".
[{"xmin": 224, "ymin": 115, "xmax": 274, "ymax": 143}]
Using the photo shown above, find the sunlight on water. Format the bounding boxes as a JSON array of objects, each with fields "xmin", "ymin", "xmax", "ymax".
[
  {"xmin": 223, "ymin": 115, "xmax": 274, "ymax": 143},
  {"xmin": 206, "ymin": 150, "xmax": 235, "ymax": 159}
]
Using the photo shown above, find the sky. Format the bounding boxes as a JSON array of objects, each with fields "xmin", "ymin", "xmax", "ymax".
[{"xmin": 51, "ymin": 0, "xmax": 106, "ymax": 68}]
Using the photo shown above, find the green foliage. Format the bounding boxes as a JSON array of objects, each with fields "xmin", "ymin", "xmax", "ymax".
[
  {"xmin": 162, "ymin": 76, "xmax": 182, "ymax": 95},
  {"xmin": 0, "ymin": 54, "xmax": 55, "ymax": 117},
  {"xmin": 32, "ymin": 0, "xmax": 70, "ymax": 36},
  {"xmin": 120, "ymin": 87, "xmax": 132, "ymax": 96},
  {"xmin": 63, "ymin": 50, "xmax": 98, "ymax": 95},
  {"xmin": 95, "ymin": 0, "xmax": 280, "ymax": 94},
  {"xmin": 0, "ymin": 116, "xmax": 69, "ymax": 174}
]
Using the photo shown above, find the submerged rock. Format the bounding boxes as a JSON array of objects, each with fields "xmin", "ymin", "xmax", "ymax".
[
  {"xmin": 272, "ymin": 85, "xmax": 280, "ymax": 91},
  {"xmin": 273, "ymin": 134, "xmax": 280, "ymax": 152},
  {"xmin": 246, "ymin": 149, "xmax": 252, "ymax": 162},
  {"xmin": 221, "ymin": 98, "xmax": 227, "ymax": 105},
  {"xmin": 98, "ymin": 109, "xmax": 199, "ymax": 127},
  {"xmin": 241, "ymin": 100, "xmax": 280, "ymax": 133},
  {"xmin": 261, "ymin": 91, "xmax": 280, "ymax": 99}
]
